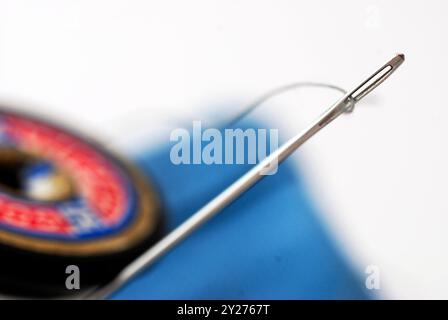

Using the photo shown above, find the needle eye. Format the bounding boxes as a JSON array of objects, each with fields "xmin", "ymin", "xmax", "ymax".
[{"xmin": 348, "ymin": 54, "xmax": 405, "ymax": 103}]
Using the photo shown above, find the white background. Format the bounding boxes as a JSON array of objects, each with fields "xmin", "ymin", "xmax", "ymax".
[{"xmin": 0, "ymin": 0, "xmax": 447, "ymax": 299}]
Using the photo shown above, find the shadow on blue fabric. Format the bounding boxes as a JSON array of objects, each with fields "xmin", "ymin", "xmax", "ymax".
[{"xmin": 111, "ymin": 121, "xmax": 371, "ymax": 299}]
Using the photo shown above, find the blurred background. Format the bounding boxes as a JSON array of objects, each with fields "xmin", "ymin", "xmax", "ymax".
[{"xmin": 0, "ymin": 0, "xmax": 447, "ymax": 299}]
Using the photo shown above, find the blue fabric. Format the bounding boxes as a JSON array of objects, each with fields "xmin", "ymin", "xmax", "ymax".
[{"xmin": 111, "ymin": 122, "xmax": 369, "ymax": 299}]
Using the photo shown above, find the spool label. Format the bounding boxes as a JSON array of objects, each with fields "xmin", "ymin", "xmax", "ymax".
[{"xmin": 0, "ymin": 114, "xmax": 137, "ymax": 240}]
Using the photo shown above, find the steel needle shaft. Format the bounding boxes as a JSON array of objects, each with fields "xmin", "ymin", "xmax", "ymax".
[{"xmin": 86, "ymin": 54, "xmax": 405, "ymax": 300}]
